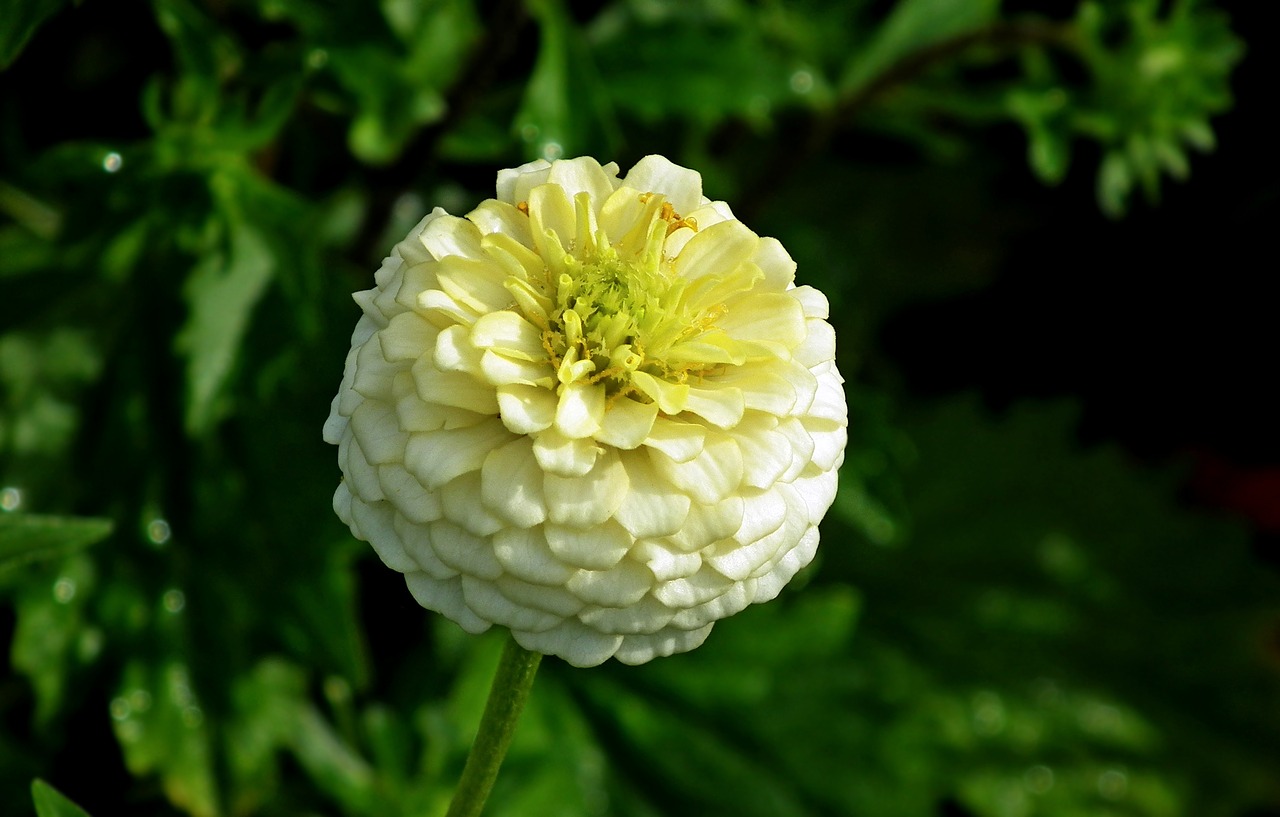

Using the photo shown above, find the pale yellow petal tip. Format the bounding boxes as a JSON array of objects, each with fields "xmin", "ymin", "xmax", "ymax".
[{"xmin": 326, "ymin": 154, "xmax": 847, "ymax": 665}]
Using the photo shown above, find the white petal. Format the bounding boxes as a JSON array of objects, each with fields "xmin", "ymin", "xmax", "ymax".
[
  {"xmin": 340, "ymin": 429, "xmax": 384, "ymax": 502},
  {"xmin": 682, "ymin": 385, "xmax": 745, "ymax": 429},
  {"xmin": 412, "ymin": 363, "xmax": 498, "ymax": 415},
  {"xmin": 651, "ymin": 567, "xmax": 735, "ymax": 609},
  {"xmin": 350, "ymin": 500, "xmax": 416, "ymax": 572},
  {"xmin": 532, "ymin": 428, "xmax": 600, "ymax": 477},
  {"xmin": 434, "ymin": 256, "xmax": 512, "ymax": 313},
  {"xmin": 544, "ymin": 519, "xmax": 633, "ymax": 570},
  {"xmin": 404, "ymin": 421, "xmax": 512, "ymax": 490},
  {"xmin": 579, "ymin": 596, "xmax": 677, "ymax": 635},
  {"xmin": 428, "ymin": 519, "xmax": 502, "ymax": 579},
  {"xmin": 528, "ymin": 183, "xmax": 577, "ymax": 263},
  {"xmin": 622, "ymin": 155, "xmax": 702, "ymax": 216},
  {"xmin": 511, "ymin": 620, "xmax": 621, "ymax": 668},
  {"xmin": 554, "ymin": 381, "xmax": 606, "ymax": 439},
  {"xmin": 641, "ymin": 417, "xmax": 705, "ymax": 462},
  {"xmin": 480, "ymin": 349, "xmax": 556, "ymax": 388},
  {"xmin": 793, "ymin": 318, "xmax": 836, "ymax": 368},
  {"xmin": 495, "ymin": 575, "xmax": 584, "ymax": 617},
  {"xmin": 614, "ymin": 625, "xmax": 713, "ymax": 665},
  {"xmin": 496, "ymin": 158, "xmax": 552, "ymax": 203},
  {"xmin": 461, "ymin": 575, "xmax": 562, "ymax": 632},
  {"xmin": 716, "ymin": 292, "xmax": 806, "ymax": 351},
  {"xmin": 663, "ymin": 495, "xmax": 744, "ymax": 553},
  {"xmin": 751, "ymin": 236, "xmax": 797, "ymax": 291},
  {"xmin": 492, "ymin": 527, "xmax": 574, "ymax": 586},
  {"xmin": 790, "ymin": 284, "xmax": 830, "ymax": 319},
  {"xmin": 481, "ymin": 437, "xmax": 547, "ymax": 527},
  {"xmin": 566, "ymin": 558, "xmax": 654, "ymax": 607},
  {"xmin": 669, "ymin": 579, "xmax": 756, "ymax": 629},
  {"xmin": 439, "ymin": 472, "xmax": 506, "ymax": 537},
  {"xmin": 404, "ymin": 573, "xmax": 491, "ymax": 634},
  {"xmin": 544, "ymin": 449, "xmax": 628, "ymax": 527},
  {"xmin": 432, "ymin": 324, "xmax": 483, "ymax": 373},
  {"xmin": 594, "ymin": 397, "xmax": 659, "ymax": 449},
  {"xmin": 393, "ymin": 513, "xmax": 459, "ymax": 580},
  {"xmin": 471, "ymin": 310, "xmax": 546, "ymax": 360},
  {"xmin": 421, "ymin": 213, "xmax": 485, "ymax": 261},
  {"xmin": 548, "ymin": 156, "xmax": 617, "ymax": 211},
  {"xmin": 377, "ymin": 464, "xmax": 442, "ymax": 524},
  {"xmin": 648, "ymin": 433, "xmax": 743, "ymax": 505},
  {"xmin": 349, "ymin": 400, "xmax": 407, "ymax": 465},
  {"xmin": 614, "ymin": 452, "xmax": 691, "ymax": 539},
  {"xmin": 467, "ymin": 200, "xmax": 533, "ymax": 248},
  {"xmin": 630, "ymin": 539, "xmax": 702, "ymax": 582},
  {"xmin": 672, "ymin": 219, "xmax": 756, "ymax": 283},
  {"xmin": 753, "ymin": 526, "xmax": 819, "ymax": 602},
  {"xmin": 496, "ymin": 384, "xmax": 557, "ymax": 434},
  {"xmin": 379, "ymin": 311, "xmax": 437, "ymax": 362}
]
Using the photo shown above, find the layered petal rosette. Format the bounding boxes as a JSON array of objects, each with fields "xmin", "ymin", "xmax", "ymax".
[{"xmin": 324, "ymin": 155, "xmax": 847, "ymax": 666}]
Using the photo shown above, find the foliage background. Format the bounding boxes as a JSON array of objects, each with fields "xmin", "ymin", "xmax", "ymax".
[{"xmin": 1, "ymin": 0, "xmax": 1277, "ymax": 815}]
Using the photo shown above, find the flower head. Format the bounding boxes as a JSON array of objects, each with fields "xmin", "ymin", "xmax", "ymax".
[{"xmin": 324, "ymin": 156, "xmax": 847, "ymax": 666}]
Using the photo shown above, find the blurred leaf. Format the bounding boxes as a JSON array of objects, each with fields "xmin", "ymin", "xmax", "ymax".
[
  {"xmin": 174, "ymin": 216, "xmax": 275, "ymax": 435},
  {"xmin": 0, "ymin": 514, "xmax": 111, "ymax": 571},
  {"xmin": 10, "ymin": 555, "xmax": 97, "ymax": 725},
  {"xmin": 30, "ymin": 779, "xmax": 92, "ymax": 817},
  {"xmin": 113, "ymin": 659, "xmax": 219, "ymax": 817},
  {"xmin": 0, "ymin": 0, "xmax": 68, "ymax": 69},
  {"xmin": 840, "ymin": 0, "xmax": 999, "ymax": 94}
]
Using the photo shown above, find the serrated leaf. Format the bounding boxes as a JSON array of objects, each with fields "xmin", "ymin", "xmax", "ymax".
[
  {"xmin": 31, "ymin": 779, "xmax": 92, "ymax": 817},
  {"xmin": 840, "ymin": 0, "xmax": 999, "ymax": 95},
  {"xmin": 0, "ymin": 514, "xmax": 111, "ymax": 571},
  {"xmin": 175, "ymin": 218, "xmax": 275, "ymax": 435}
]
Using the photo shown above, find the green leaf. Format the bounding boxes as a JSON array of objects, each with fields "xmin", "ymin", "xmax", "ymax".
[
  {"xmin": 174, "ymin": 216, "xmax": 275, "ymax": 435},
  {"xmin": 0, "ymin": 514, "xmax": 112, "ymax": 572},
  {"xmin": 840, "ymin": 0, "xmax": 999, "ymax": 95},
  {"xmin": 0, "ymin": 0, "xmax": 69, "ymax": 69},
  {"xmin": 31, "ymin": 779, "xmax": 92, "ymax": 817}
]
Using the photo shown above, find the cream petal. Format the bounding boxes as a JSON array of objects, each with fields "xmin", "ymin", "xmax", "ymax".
[
  {"xmin": 614, "ymin": 452, "xmax": 691, "ymax": 539},
  {"xmin": 775, "ymin": 417, "xmax": 816, "ymax": 483},
  {"xmin": 631, "ymin": 539, "xmax": 702, "ymax": 582},
  {"xmin": 394, "ymin": 261, "xmax": 440, "ymax": 312},
  {"xmin": 467, "ymin": 200, "xmax": 534, "ymax": 248},
  {"xmin": 663, "ymin": 495, "xmax": 744, "ymax": 553},
  {"xmin": 404, "ymin": 421, "xmax": 512, "ymax": 490},
  {"xmin": 471, "ymin": 310, "xmax": 545, "ymax": 360},
  {"xmin": 630, "ymin": 371, "xmax": 688, "ymax": 415},
  {"xmin": 669, "ymin": 580, "xmax": 756, "ymax": 629},
  {"xmin": 672, "ymin": 219, "xmax": 757, "ymax": 283},
  {"xmin": 350, "ymin": 500, "xmax": 416, "ymax": 572},
  {"xmin": 480, "ymin": 349, "xmax": 556, "ymax": 388},
  {"xmin": 717, "ymin": 292, "xmax": 807, "ymax": 350},
  {"xmin": 393, "ymin": 513, "xmax": 459, "ymax": 580},
  {"xmin": 492, "ymin": 527, "xmax": 574, "ymax": 586},
  {"xmin": 594, "ymin": 397, "xmax": 659, "ymax": 450},
  {"xmin": 648, "ymin": 433, "xmax": 743, "ymax": 505},
  {"xmin": 751, "ymin": 236, "xmax": 798, "ymax": 291},
  {"xmin": 579, "ymin": 596, "xmax": 677, "ymax": 635},
  {"xmin": 481, "ymin": 437, "xmax": 548, "ymax": 527},
  {"xmin": 412, "ymin": 364, "xmax": 498, "ymax": 415},
  {"xmin": 396, "ymin": 388, "xmax": 450, "ymax": 432},
  {"xmin": 566, "ymin": 558, "xmax": 654, "ymax": 607},
  {"xmin": 528, "ymin": 183, "xmax": 577, "ymax": 262},
  {"xmin": 731, "ymin": 489, "xmax": 787, "ymax": 548},
  {"xmin": 806, "ymin": 421, "xmax": 848, "ymax": 473},
  {"xmin": 418, "ymin": 288, "xmax": 478, "ymax": 328},
  {"xmin": 340, "ymin": 430, "xmax": 384, "ymax": 502},
  {"xmin": 377, "ymin": 464, "xmax": 442, "ymax": 524},
  {"xmin": 379, "ymin": 311, "xmax": 437, "ymax": 362},
  {"xmin": 682, "ymin": 384, "xmax": 745, "ymax": 429},
  {"xmin": 496, "ymin": 159, "xmax": 552, "ymax": 203},
  {"xmin": 707, "ymin": 510, "xmax": 798, "ymax": 582},
  {"xmin": 734, "ymin": 419, "xmax": 793, "ymax": 490},
  {"xmin": 548, "ymin": 156, "xmax": 617, "ymax": 211},
  {"xmin": 332, "ymin": 481, "xmax": 354, "ymax": 525},
  {"xmin": 805, "ymin": 362, "xmax": 848, "ymax": 425},
  {"xmin": 532, "ymin": 428, "xmax": 600, "ymax": 477},
  {"xmin": 511, "ymin": 620, "xmax": 621, "ymax": 668},
  {"xmin": 753, "ymin": 526, "xmax": 820, "ymax": 603},
  {"xmin": 404, "ymin": 573, "xmax": 491, "ymax": 634},
  {"xmin": 494, "ymin": 575, "xmax": 584, "ymax": 617},
  {"xmin": 544, "ymin": 518, "xmax": 633, "ymax": 570},
  {"xmin": 439, "ymin": 472, "xmax": 507, "ymax": 537},
  {"xmin": 353, "ymin": 337, "xmax": 401, "ymax": 402},
  {"xmin": 432, "ymin": 324, "xmax": 483, "ymax": 373},
  {"xmin": 614, "ymin": 625, "xmax": 713, "ymax": 665},
  {"xmin": 641, "ymin": 416, "xmax": 705, "ymax": 462},
  {"xmin": 461, "ymin": 576, "xmax": 562, "ymax": 632},
  {"xmin": 323, "ymin": 393, "xmax": 349, "ymax": 445},
  {"xmin": 793, "ymin": 318, "xmax": 837, "ymax": 368},
  {"xmin": 790, "ymin": 284, "xmax": 830, "ymax": 319},
  {"xmin": 543, "ymin": 450, "xmax": 628, "ymax": 527},
  {"xmin": 651, "ymin": 567, "xmax": 735, "ymax": 609},
  {"xmin": 622, "ymin": 155, "xmax": 702, "ymax": 216},
  {"xmin": 421, "ymin": 213, "xmax": 486, "ymax": 261},
  {"xmin": 428, "ymin": 519, "xmax": 502, "ymax": 580},
  {"xmin": 348, "ymin": 400, "xmax": 406, "ymax": 465},
  {"xmin": 496, "ymin": 384, "xmax": 557, "ymax": 434},
  {"xmin": 554, "ymin": 381, "xmax": 606, "ymax": 439},
  {"xmin": 435, "ymin": 256, "xmax": 513, "ymax": 313},
  {"xmin": 482, "ymin": 232, "xmax": 545, "ymax": 281}
]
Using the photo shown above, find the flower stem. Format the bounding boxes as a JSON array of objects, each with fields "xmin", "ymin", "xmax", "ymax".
[{"xmin": 445, "ymin": 634, "xmax": 543, "ymax": 817}]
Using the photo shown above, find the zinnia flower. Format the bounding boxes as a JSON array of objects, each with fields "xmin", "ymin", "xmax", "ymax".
[{"xmin": 323, "ymin": 155, "xmax": 847, "ymax": 666}]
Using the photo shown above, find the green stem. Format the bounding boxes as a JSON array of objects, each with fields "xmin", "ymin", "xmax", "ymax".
[{"xmin": 445, "ymin": 634, "xmax": 543, "ymax": 817}]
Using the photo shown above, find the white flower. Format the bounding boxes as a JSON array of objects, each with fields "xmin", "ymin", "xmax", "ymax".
[{"xmin": 324, "ymin": 155, "xmax": 847, "ymax": 666}]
